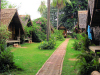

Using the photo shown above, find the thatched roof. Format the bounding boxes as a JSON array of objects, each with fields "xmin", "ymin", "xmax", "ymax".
[
  {"xmin": 20, "ymin": 15, "xmax": 33, "ymax": 27},
  {"xmin": 88, "ymin": 0, "xmax": 95, "ymax": 19},
  {"xmin": 88, "ymin": 0, "xmax": 100, "ymax": 26},
  {"xmin": 1, "ymin": 8, "xmax": 16, "ymax": 26},
  {"xmin": 1, "ymin": 8, "xmax": 24, "ymax": 34},
  {"xmin": 58, "ymin": 25, "xmax": 67, "ymax": 30},
  {"xmin": 78, "ymin": 10, "xmax": 88, "ymax": 28}
]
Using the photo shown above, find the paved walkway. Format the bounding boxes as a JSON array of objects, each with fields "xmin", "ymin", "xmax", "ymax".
[{"xmin": 36, "ymin": 38, "xmax": 70, "ymax": 75}]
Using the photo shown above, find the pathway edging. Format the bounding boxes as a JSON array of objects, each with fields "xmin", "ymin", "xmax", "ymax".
[{"xmin": 36, "ymin": 38, "xmax": 70, "ymax": 75}]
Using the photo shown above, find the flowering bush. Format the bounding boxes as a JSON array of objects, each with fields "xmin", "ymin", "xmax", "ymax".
[{"xmin": 32, "ymin": 17, "xmax": 47, "ymax": 42}]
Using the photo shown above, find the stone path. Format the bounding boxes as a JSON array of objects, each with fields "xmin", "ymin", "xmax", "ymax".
[{"xmin": 36, "ymin": 38, "xmax": 70, "ymax": 75}]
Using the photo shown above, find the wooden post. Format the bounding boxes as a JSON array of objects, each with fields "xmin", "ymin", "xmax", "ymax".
[
  {"xmin": 19, "ymin": 28, "xmax": 20, "ymax": 44},
  {"xmin": 47, "ymin": 0, "xmax": 50, "ymax": 41}
]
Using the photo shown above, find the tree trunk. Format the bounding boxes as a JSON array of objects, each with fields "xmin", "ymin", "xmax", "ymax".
[
  {"xmin": 0, "ymin": 0, "xmax": 1, "ymax": 26},
  {"xmin": 57, "ymin": 9, "xmax": 59, "ymax": 30},
  {"xmin": 47, "ymin": 0, "xmax": 50, "ymax": 41}
]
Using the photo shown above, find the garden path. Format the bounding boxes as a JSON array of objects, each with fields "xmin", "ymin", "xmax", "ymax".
[{"xmin": 36, "ymin": 38, "xmax": 70, "ymax": 75}]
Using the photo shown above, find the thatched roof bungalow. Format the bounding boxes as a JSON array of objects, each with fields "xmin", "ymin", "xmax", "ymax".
[
  {"xmin": 1, "ymin": 8, "xmax": 24, "ymax": 43},
  {"xmin": 19, "ymin": 15, "xmax": 33, "ymax": 27},
  {"xmin": 58, "ymin": 25, "xmax": 67, "ymax": 38},
  {"xmin": 19, "ymin": 15, "xmax": 33, "ymax": 41}
]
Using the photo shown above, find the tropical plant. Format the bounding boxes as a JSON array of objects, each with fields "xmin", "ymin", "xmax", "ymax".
[
  {"xmin": 0, "ymin": 25, "xmax": 11, "ymax": 44},
  {"xmin": 51, "ymin": 0, "xmax": 71, "ymax": 29},
  {"xmin": 38, "ymin": 39, "xmax": 56, "ymax": 50},
  {"xmin": 76, "ymin": 50, "xmax": 100, "ymax": 75},
  {"xmin": 38, "ymin": 1, "xmax": 46, "ymax": 15},
  {"xmin": 0, "ymin": 47, "xmax": 14, "ymax": 73}
]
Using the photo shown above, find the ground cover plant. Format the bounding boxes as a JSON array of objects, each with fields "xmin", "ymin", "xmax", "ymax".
[
  {"xmin": 0, "ymin": 40, "xmax": 64, "ymax": 75},
  {"xmin": 62, "ymin": 39, "xmax": 81, "ymax": 75},
  {"xmin": 63, "ymin": 34, "xmax": 100, "ymax": 75}
]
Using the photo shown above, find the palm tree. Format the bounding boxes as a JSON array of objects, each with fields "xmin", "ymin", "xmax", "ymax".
[
  {"xmin": 47, "ymin": 0, "xmax": 50, "ymax": 41},
  {"xmin": 52, "ymin": 0, "xmax": 71, "ymax": 30},
  {"xmin": 38, "ymin": 1, "xmax": 46, "ymax": 15}
]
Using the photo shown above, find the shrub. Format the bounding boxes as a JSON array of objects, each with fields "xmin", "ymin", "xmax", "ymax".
[
  {"xmin": 73, "ymin": 33, "xmax": 92, "ymax": 51},
  {"xmin": 53, "ymin": 29, "xmax": 64, "ymax": 41},
  {"xmin": 73, "ymin": 40, "xmax": 82, "ymax": 51},
  {"xmin": 76, "ymin": 51, "xmax": 100, "ymax": 75},
  {"xmin": 0, "ymin": 25, "xmax": 11, "ymax": 44},
  {"xmin": 0, "ymin": 47, "xmax": 14, "ymax": 72},
  {"xmin": 71, "ymin": 32, "xmax": 77, "ymax": 38},
  {"xmin": 67, "ymin": 34, "xmax": 72, "ymax": 38},
  {"xmin": 38, "ymin": 39, "xmax": 56, "ymax": 49}
]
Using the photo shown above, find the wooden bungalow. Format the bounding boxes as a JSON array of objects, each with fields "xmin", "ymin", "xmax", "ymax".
[
  {"xmin": 1, "ymin": 8, "xmax": 24, "ymax": 44},
  {"xmin": 58, "ymin": 25, "xmax": 67, "ymax": 38},
  {"xmin": 87, "ymin": 0, "xmax": 100, "ymax": 44},
  {"xmin": 19, "ymin": 15, "xmax": 33, "ymax": 41}
]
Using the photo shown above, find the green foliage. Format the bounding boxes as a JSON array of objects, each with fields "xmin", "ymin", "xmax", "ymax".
[
  {"xmin": 71, "ymin": 32, "xmax": 77, "ymax": 38},
  {"xmin": 38, "ymin": 1, "xmax": 46, "ymax": 15},
  {"xmin": 59, "ymin": 0, "xmax": 88, "ymax": 30},
  {"xmin": 76, "ymin": 51, "xmax": 100, "ymax": 75},
  {"xmin": 73, "ymin": 33, "xmax": 92, "ymax": 51},
  {"xmin": 67, "ymin": 34, "xmax": 72, "ymax": 38},
  {"xmin": 1, "ymin": 0, "xmax": 17, "ymax": 9},
  {"xmin": 0, "ymin": 25, "xmax": 11, "ymax": 44},
  {"xmin": 38, "ymin": 29, "xmax": 64, "ymax": 50},
  {"xmin": 0, "ymin": 47, "xmax": 14, "ymax": 73},
  {"xmin": 53, "ymin": 29, "xmax": 64, "ymax": 41},
  {"xmin": 1, "ymin": 0, "xmax": 8, "ymax": 9},
  {"xmin": 73, "ymin": 40, "xmax": 81, "ymax": 51},
  {"xmin": 42, "ymin": 6, "xmax": 57, "ymax": 27},
  {"xmin": 38, "ymin": 39, "xmax": 56, "ymax": 50},
  {"xmin": 32, "ymin": 17, "xmax": 47, "ymax": 42}
]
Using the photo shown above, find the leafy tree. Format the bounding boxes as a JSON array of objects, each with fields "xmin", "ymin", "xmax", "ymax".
[
  {"xmin": 51, "ymin": 0, "xmax": 71, "ymax": 29},
  {"xmin": 42, "ymin": 6, "xmax": 57, "ymax": 27},
  {"xmin": 8, "ymin": 4, "xmax": 17, "ymax": 8},
  {"xmin": 38, "ymin": 1, "xmax": 46, "ymax": 15},
  {"xmin": 59, "ymin": 0, "xmax": 88, "ymax": 30},
  {"xmin": 1, "ymin": 0, "xmax": 17, "ymax": 9},
  {"xmin": 1, "ymin": 0, "xmax": 8, "ymax": 9}
]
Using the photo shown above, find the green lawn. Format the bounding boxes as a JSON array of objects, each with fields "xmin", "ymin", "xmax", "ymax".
[
  {"xmin": 62, "ymin": 39, "xmax": 81, "ymax": 75},
  {"xmin": 1, "ymin": 40, "xmax": 64, "ymax": 75}
]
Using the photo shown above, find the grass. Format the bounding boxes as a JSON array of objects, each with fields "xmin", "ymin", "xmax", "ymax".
[
  {"xmin": 0, "ymin": 40, "xmax": 64, "ymax": 75},
  {"xmin": 62, "ymin": 39, "xmax": 81, "ymax": 75}
]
